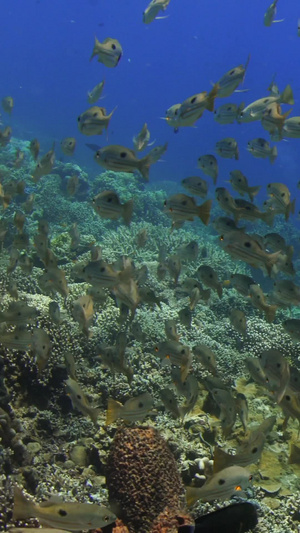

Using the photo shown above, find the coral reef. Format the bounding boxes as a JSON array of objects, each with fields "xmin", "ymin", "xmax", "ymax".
[{"xmin": 106, "ymin": 426, "xmax": 194, "ymax": 533}]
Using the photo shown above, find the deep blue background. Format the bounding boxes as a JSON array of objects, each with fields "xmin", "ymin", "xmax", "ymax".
[{"xmin": 1, "ymin": 0, "xmax": 300, "ymax": 199}]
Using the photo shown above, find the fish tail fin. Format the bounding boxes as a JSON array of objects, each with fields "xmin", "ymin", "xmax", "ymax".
[
  {"xmin": 185, "ymin": 486, "xmax": 201, "ymax": 507},
  {"xmin": 178, "ymin": 405, "xmax": 189, "ymax": 420},
  {"xmin": 90, "ymin": 407, "xmax": 102, "ymax": 426},
  {"xmin": 90, "ymin": 36, "xmax": 100, "ymax": 61},
  {"xmin": 197, "ymin": 199, "xmax": 212, "ymax": 226},
  {"xmin": 284, "ymin": 198, "xmax": 295, "ymax": 221},
  {"xmin": 122, "ymin": 199, "xmax": 134, "ymax": 226},
  {"xmin": 270, "ymin": 146, "xmax": 277, "ymax": 164},
  {"xmin": 279, "ymin": 109, "xmax": 292, "ymax": 135},
  {"xmin": 106, "ymin": 398, "xmax": 123, "ymax": 425},
  {"xmin": 217, "ymin": 283, "xmax": 223, "ymax": 299},
  {"xmin": 139, "ymin": 155, "xmax": 151, "ymax": 181},
  {"xmin": 262, "ymin": 209, "xmax": 275, "ymax": 227},
  {"xmin": 213, "ymin": 447, "xmax": 229, "ymax": 473},
  {"xmin": 202, "ymin": 288, "xmax": 211, "ymax": 302},
  {"xmin": 13, "ymin": 486, "xmax": 36, "ymax": 520},
  {"xmin": 106, "ymin": 106, "xmax": 118, "ymax": 128},
  {"xmin": 206, "ymin": 83, "xmax": 219, "ymax": 112},
  {"xmin": 264, "ymin": 304, "xmax": 277, "ymax": 323},
  {"xmin": 290, "ymin": 198, "xmax": 296, "ymax": 216},
  {"xmin": 266, "ymin": 250, "xmax": 281, "ymax": 277},
  {"xmin": 249, "ymin": 185, "xmax": 261, "ymax": 202},
  {"xmin": 287, "ymin": 245, "xmax": 294, "ymax": 260},
  {"xmin": 237, "ymin": 102, "xmax": 245, "ymax": 122},
  {"xmin": 124, "ymin": 366, "xmax": 134, "ymax": 384},
  {"xmin": 280, "ymin": 84, "xmax": 294, "ymax": 105}
]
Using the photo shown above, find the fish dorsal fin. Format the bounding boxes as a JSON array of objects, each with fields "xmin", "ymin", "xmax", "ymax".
[{"xmin": 40, "ymin": 496, "xmax": 64, "ymax": 506}]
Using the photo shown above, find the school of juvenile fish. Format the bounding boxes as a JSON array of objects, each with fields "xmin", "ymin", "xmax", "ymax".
[{"xmin": 3, "ymin": 1, "xmax": 300, "ymax": 532}]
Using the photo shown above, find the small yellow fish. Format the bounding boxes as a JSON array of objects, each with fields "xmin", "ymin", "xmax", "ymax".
[
  {"xmin": 72, "ymin": 295, "xmax": 94, "ymax": 338},
  {"xmin": 90, "ymin": 36, "xmax": 122, "ymax": 67},
  {"xmin": 239, "ymin": 85, "xmax": 293, "ymax": 123},
  {"xmin": 181, "ymin": 176, "xmax": 208, "ymax": 198},
  {"xmin": 78, "ymin": 106, "xmax": 116, "ymax": 135},
  {"xmin": 283, "ymin": 116, "xmax": 300, "ymax": 138},
  {"xmin": 66, "ymin": 377, "xmax": 101, "ymax": 426},
  {"xmin": 87, "ymin": 79, "xmax": 105, "ymax": 104},
  {"xmin": 228, "ymin": 170, "xmax": 261, "ymax": 202},
  {"xmin": 133, "ymin": 122, "xmax": 153, "ymax": 152},
  {"xmin": 197, "ymin": 154, "xmax": 218, "ymax": 184},
  {"xmin": 92, "ymin": 190, "xmax": 134, "ymax": 225},
  {"xmin": 193, "ymin": 344, "xmax": 217, "ymax": 375},
  {"xmin": 215, "ymin": 137, "xmax": 239, "ymax": 160},
  {"xmin": 214, "ymin": 102, "xmax": 244, "ymax": 124},
  {"xmin": 266, "ymin": 182, "xmax": 295, "ymax": 221},
  {"xmin": 163, "ymin": 194, "xmax": 211, "ymax": 225},
  {"xmin": 143, "ymin": 0, "xmax": 171, "ymax": 24},
  {"xmin": 32, "ymin": 328, "xmax": 52, "ymax": 373},
  {"xmin": 61, "ymin": 137, "xmax": 76, "ymax": 156},
  {"xmin": 29, "ymin": 138, "xmax": 40, "ymax": 160},
  {"xmin": 186, "ymin": 466, "xmax": 252, "ymax": 505},
  {"xmin": 106, "ymin": 392, "xmax": 153, "ymax": 424},
  {"xmin": 220, "ymin": 231, "xmax": 281, "ymax": 277},
  {"xmin": 94, "ymin": 144, "xmax": 152, "ymax": 181},
  {"xmin": 32, "ymin": 143, "xmax": 55, "ymax": 182},
  {"xmin": 247, "ymin": 137, "xmax": 277, "ymax": 163},
  {"xmin": 2, "ymin": 96, "xmax": 14, "ymax": 114},
  {"xmin": 261, "ymin": 102, "xmax": 291, "ymax": 137},
  {"xmin": 230, "ymin": 308, "xmax": 247, "ymax": 337},
  {"xmin": 197, "ymin": 265, "xmax": 222, "ymax": 298},
  {"xmin": 147, "ymin": 141, "xmax": 168, "ymax": 164},
  {"xmin": 13, "ymin": 486, "xmax": 116, "ymax": 530},
  {"xmin": 249, "ymin": 284, "xmax": 277, "ymax": 323},
  {"xmin": 216, "ymin": 56, "xmax": 250, "ymax": 98},
  {"xmin": 264, "ymin": 0, "xmax": 284, "ymax": 26},
  {"xmin": 0, "ymin": 126, "xmax": 12, "ymax": 146}
]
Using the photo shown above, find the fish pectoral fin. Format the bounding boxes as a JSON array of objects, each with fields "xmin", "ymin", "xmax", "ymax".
[{"xmin": 106, "ymin": 398, "xmax": 123, "ymax": 425}]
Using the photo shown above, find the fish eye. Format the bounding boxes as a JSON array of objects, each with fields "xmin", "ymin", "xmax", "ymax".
[
  {"xmin": 191, "ymin": 96, "xmax": 196, "ymax": 104},
  {"xmin": 100, "ymin": 267, "xmax": 105, "ymax": 272},
  {"xmin": 58, "ymin": 509, "xmax": 68, "ymax": 517},
  {"xmin": 218, "ymin": 478, "xmax": 226, "ymax": 485},
  {"xmin": 77, "ymin": 116, "xmax": 81, "ymax": 122},
  {"xmin": 138, "ymin": 402, "xmax": 144, "ymax": 408},
  {"xmin": 244, "ymin": 241, "xmax": 251, "ymax": 248},
  {"xmin": 104, "ymin": 516, "xmax": 110, "ymax": 522},
  {"xmin": 111, "ymin": 43, "xmax": 116, "ymax": 50},
  {"xmin": 120, "ymin": 152, "xmax": 127, "ymax": 158}
]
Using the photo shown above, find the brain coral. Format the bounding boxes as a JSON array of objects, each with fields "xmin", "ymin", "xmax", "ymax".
[{"xmin": 106, "ymin": 426, "xmax": 194, "ymax": 533}]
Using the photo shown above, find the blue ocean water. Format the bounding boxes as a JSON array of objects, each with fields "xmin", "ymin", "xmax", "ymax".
[{"xmin": 1, "ymin": 0, "xmax": 300, "ymax": 194}]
